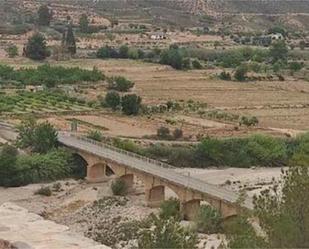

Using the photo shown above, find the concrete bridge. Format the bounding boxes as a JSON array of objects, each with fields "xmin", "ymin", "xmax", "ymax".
[{"xmin": 58, "ymin": 133, "xmax": 253, "ymax": 220}]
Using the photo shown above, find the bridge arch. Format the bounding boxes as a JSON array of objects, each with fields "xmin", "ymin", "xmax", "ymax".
[{"xmin": 71, "ymin": 153, "xmax": 88, "ymax": 179}]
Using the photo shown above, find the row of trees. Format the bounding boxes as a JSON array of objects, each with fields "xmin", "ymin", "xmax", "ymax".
[
  {"xmin": 0, "ymin": 64, "xmax": 104, "ymax": 87},
  {"xmin": 104, "ymin": 91, "xmax": 142, "ymax": 115}
]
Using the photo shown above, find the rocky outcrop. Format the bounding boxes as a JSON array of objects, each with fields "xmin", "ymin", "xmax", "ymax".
[{"xmin": 0, "ymin": 202, "xmax": 110, "ymax": 249}]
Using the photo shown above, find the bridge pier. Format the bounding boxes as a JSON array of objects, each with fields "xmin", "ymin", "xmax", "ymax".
[
  {"xmin": 86, "ymin": 163, "xmax": 108, "ymax": 183},
  {"xmin": 146, "ymin": 185, "xmax": 165, "ymax": 207}
]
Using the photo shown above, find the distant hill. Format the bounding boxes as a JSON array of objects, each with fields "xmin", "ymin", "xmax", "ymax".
[{"xmin": 1, "ymin": 0, "xmax": 308, "ymax": 31}]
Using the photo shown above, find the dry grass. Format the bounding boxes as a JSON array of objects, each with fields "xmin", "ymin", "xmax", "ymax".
[{"xmin": 1, "ymin": 57, "xmax": 309, "ymax": 130}]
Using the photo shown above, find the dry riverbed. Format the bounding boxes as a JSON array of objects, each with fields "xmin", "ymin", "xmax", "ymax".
[{"xmin": 0, "ymin": 167, "xmax": 283, "ymax": 248}]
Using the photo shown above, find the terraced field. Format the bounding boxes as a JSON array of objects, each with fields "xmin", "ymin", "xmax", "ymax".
[{"xmin": 0, "ymin": 91, "xmax": 93, "ymax": 115}]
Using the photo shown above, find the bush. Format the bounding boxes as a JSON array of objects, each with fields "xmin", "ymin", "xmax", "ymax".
[
  {"xmin": 219, "ymin": 71, "xmax": 232, "ymax": 80},
  {"xmin": 192, "ymin": 59, "xmax": 203, "ymax": 69},
  {"xmin": 87, "ymin": 130, "xmax": 103, "ymax": 142},
  {"xmin": 35, "ymin": 186, "xmax": 52, "ymax": 196},
  {"xmin": 159, "ymin": 198, "xmax": 181, "ymax": 220},
  {"xmin": 111, "ymin": 178, "xmax": 128, "ymax": 196},
  {"xmin": 107, "ymin": 76, "xmax": 134, "ymax": 92},
  {"xmin": 105, "ymin": 91, "xmax": 120, "ymax": 110},
  {"xmin": 121, "ymin": 94, "xmax": 142, "ymax": 115},
  {"xmin": 239, "ymin": 116, "xmax": 259, "ymax": 127},
  {"xmin": 138, "ymin": 214, "xmax": 197, "ymax": 249},
  {"xmin": 157, "ymin": 126, "xmax": 171, "ymax": 139},
  {"xmin": 5, "ymin": 45, "xmax": 18, "ymax": 58},
  {"xmin": 173, "ymin": 128, "xmax": 183, "ymax": 139},
  {"xmin": 195, "ymin": 205, "xmax": 222, "ymax": 233},
  {"xmin": 234, "ymin": 65, "xmax": 248, "ymax": 81}
]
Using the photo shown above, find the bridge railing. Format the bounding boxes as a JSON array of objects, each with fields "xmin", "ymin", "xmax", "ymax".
[{"xmin": 67, "ymin": 134, "xmax": 180, "ymax": 171}]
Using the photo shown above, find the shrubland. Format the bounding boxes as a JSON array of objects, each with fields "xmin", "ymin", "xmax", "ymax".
[{"xmin": 107, "ymin": 133, "xmax": 309, "ymax": 168}]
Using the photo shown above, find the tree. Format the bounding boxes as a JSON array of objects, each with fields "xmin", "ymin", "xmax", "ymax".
[
  {"xmin": 121, "ymin": 94, "xmax": 142, "ymax": 115},
  {"xmin": 37, "ymin": 5, "xmax": 52, "ymax": 26},
  {"xmin": 79, "ymin": 14, "xmax": 89, "ymax": 33},
  {"xmin": 65, "ymin": 24, "xmax": 76, "ymax": 55},
  {"xmin": 24, "ymin": 33, "xmax": 50, "ymax": 60},
  {"xmin": 0, "ymin": 145, "xmax": 18, "ymax": 187},
  {"xmin": 253, "ymin": 165, "xmax": 309, "ymax": 247},
  {"xmin": 105, "ymin": 91, "xmax": 120, "ymax": 110},
  {"xmin": 269, "ymin": 41, "xmax": 288, "ymax": 63},
  {"xmin": 5, "ymin": 45, "xmax": 18, "ymax": 58},
  {"xmin": 138, "ymin": 215, "xmax": 197, "ymax": 249},
  {"xmin": 17, "ymin": 118, "xmax": 58, "ymax": 153}
]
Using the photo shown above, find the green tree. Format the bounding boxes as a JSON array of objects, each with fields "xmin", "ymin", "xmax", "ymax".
[
  {"xmin": 79, "ymin": 14, "xmax": 89, "ymax": 33},
  {"xmin": 65, "ymin": 24, "xmax": 76, "ymax": 55},
  {"xmin": 138, "ymin": 215, "xmax": 197, "ymax": 249},
  {"xmin": 0, "ymin": 145, "xmax": 18, "ymax": 187},
  {"xmin": 105, "ymin": 91, "xmax": 120, "ymax": 110},
  {"xmin": 37, "ymin": 5, "xmax": 52, "ymax": 26},
  {"xmin": 17, "ymin": 118, "xmax": 58, "ymax": 153},
  {"xmin": 253, "ymin": 165, "xmax": 309, "ymax": 247},
  {"xmin": 225, "ymin": 216, "xmax": 267, "ymax": 248},
  {"xmin": 121, "ymin": 94, "xmax": 142, "ymax": 115},
  {"xmin": 24, "ymin": 33, "xmax": 50, "ymax": 60},
  {"xmin": 269, "ymin": 41, "xmax": 288, "ymax": 63},
  {"xmin": 5, "ymin": 44, "xmax": 18, "ymax": 58},
  {"xmin": 291, "ymin": 133, "xmax": 309, "ymax": 167}
]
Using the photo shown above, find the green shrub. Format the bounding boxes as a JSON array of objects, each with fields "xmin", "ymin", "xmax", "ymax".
[
  {"xmin": 219, "ymin": 71, "xmax": 232, "ymax": 80},
  {"xmin": 35, "ymin": 186, "xmax": 52, "ymax": 196},
  {"xmin": 138, "ymin": 214, "xmax": 197, "ymax": 249},
  {"xmin": 107, "ymin": 76, "xmax": 134, "ymax": 92},
  {"xmin": 104, "ymin": 91, "xmax": 120, "ymax": 110},
  {"xmin": 234, "ymin": 65, "xmax": 248, "ymax": 81},
  {"xmin": 192, "ymin": 59, "xmax": 203, "ymax": 69},
  {"xmin": 87, "ymin": 130, "xmax": 103, "ymax": 142},
  {"xmin": 159, "ymin": 198, "xmax": 181, "ymax": 220},
  {"xmin": 121, "ymin": 94, "xmax": 142, "ymax": 115},
  {"xmin": 111, "ymin": 178, "xmax": 128, "ymax": 196},
  {"xmin": 195, "ymin": 205, "xmax": 222, "ymax": 233},
  {"xmin": 5, "ymin": 44, "xmax": 18, "ymax": 58}
]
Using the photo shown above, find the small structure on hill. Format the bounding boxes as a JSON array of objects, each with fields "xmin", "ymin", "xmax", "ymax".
[{"xmin": 150, "ymin": 32, "xmax": 167, "ymax": 40}]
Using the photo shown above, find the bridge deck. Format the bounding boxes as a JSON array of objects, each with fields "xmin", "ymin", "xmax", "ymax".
[{"xmin": 58, "ymin": 134, "xmax": 253, "ymax": 210}]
